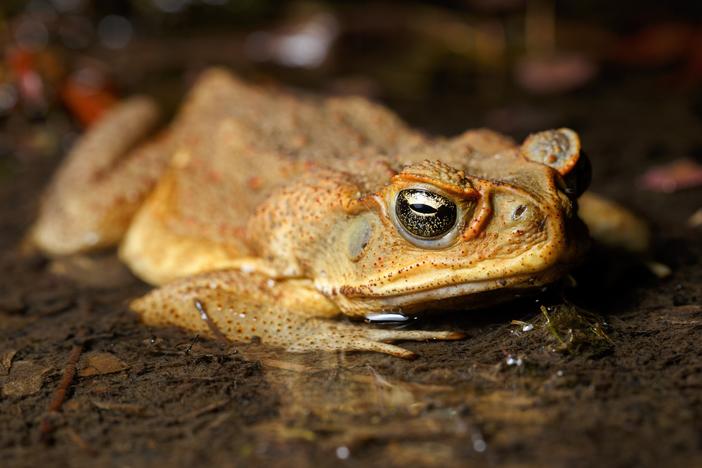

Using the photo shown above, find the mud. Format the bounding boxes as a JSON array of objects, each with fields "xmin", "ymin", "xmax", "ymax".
[{"xmin": 1, "ymin": 71, "xmax": 701, "ymax": 467}]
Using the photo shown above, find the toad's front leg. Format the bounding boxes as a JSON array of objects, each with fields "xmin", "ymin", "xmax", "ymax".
[{"xmin": 131, "ymin": 270, "xmax": 463, "ymax": 359}]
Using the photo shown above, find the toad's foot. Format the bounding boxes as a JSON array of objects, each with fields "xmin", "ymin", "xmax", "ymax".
[
  {"xmin": 130, "ymin": 270, "xmax": 464, "ymax": 359},
  {"xmin": 285, "ymin": 320, "xmax": 464, "ymax": 359}
]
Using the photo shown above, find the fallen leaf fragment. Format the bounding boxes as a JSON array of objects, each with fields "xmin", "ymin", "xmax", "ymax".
[
  {"xmin": 646, "ymin": 261, "xmax": 673, "ymax": 279},
  {"xmin": 2, "ymin": 360, "xmax": 51, "ymax": 397},
  {"xmin": 515, "ymin": 53, "xmax": 597, "ymax": 94},
  {"xmin": 639, "ymin": 159, "xmax": 702, "ymax": 193},
  {"xmin": 78, "ymin": 352, "xmax": 128, "ymax": 377},
  {"xmin": 0, "ymin": 349, "xmax": 17, "ymax": 376},
  {"xmin": 91, "ymin": 400, "xmax": 144, "ymax": 414}
]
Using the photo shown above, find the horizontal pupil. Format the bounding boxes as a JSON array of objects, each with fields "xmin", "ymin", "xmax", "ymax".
[{"xmin": 410, "ymin": 203, "xmax": 437, "ymax": 214}]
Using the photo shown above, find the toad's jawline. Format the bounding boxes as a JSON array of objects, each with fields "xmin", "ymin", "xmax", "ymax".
[{"xmin": 336, "ymin": 263, "xmax": 571, "ymax": 311}]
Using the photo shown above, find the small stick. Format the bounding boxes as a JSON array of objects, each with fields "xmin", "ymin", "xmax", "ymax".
[
  {"xmin": 193, "ymin": 298, "xmax": 229, "ymax": 344},
  {"xmin": 38, "ymin": 328, "xmax": 87, "ymax": 443}
]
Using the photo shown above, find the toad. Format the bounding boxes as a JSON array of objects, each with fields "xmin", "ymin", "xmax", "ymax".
[{"xmin": 32, "ymin": 69, "xmax": 612, "ymax": 358}]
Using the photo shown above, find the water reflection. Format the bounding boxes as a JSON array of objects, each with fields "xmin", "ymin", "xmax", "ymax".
[{"xmin": 232, "ymin": 337, "xmax": 553, "ymax": 463}]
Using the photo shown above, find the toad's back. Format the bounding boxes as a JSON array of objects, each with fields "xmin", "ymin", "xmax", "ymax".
[
  {"xmin": 152, "ymin": 70, "xmax": 423, "ymax": 243},
  {"xmin": 32, "ymin": 69, "xmax": 532, "ymax": 284},
  {"xmin": 33, "ymin": 70, "xmax": 422, "ymax": 268},
  {"xmin": 118, "ymin": 71, "xmax": 432, "ymax": 281}
]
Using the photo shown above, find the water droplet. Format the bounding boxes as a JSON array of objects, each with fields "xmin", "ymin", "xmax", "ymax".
[
  {"xmin": 335, "ymin": 446, "xmax": 350, "ymax": 460},
  {"xmin": 472, "ymin": 433, "xmax": 487, "ymax": 452},
  {"xmin": 505, "ymin": 355, "xmax": 523, "ymax": 367}
]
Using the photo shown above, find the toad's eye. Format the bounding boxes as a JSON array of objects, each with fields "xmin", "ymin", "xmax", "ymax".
[{"xmin": 395, "ymin": 189, "xmax": 457, "ymax": 239}]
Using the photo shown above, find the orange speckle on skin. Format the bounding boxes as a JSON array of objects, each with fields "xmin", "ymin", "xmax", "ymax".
[
  {"xmin": 208, "ymin": 170, "xmax": 223, "ymax": 183},
  {"xmin": 247, "ymin": 176, "xmax": 264, "ymax": 190}
]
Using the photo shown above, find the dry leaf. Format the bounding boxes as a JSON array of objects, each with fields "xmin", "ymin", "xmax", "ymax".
[
  {"xmin": 78, "ymin": 352, "xmax": 128, "ymax": 377},
  {"xmin": 515, "ymin": 53, "xmax": 597, "ymax": 94},
  {"xmin": 2, "ymin": 360, "xmax": 51, "ymax": 397},
  {"xmin": 91, "ymin": 400, "xmax": 144, "ymax": 414},
  {"xmin": 0, "ymin": 349, "xmax": 17, "ymax": 376},
  {"xmin": 639, "ymin": 159, "xmax": 702, "ymax": 193}
]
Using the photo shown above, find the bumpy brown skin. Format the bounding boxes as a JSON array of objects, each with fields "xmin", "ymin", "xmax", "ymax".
[{"xmin": 33, "ymin": 68, "xmax": 591, "ymax": 358}]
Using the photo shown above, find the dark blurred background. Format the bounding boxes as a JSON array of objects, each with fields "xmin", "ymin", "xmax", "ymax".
[{"xmin": 3, "ymin": 0, "xmax": 702, "ymax": 125}]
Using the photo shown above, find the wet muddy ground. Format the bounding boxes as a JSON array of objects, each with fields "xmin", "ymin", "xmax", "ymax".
[{"xmin": 1, "ymin": 71, "xmax": 701, "ymax": 468}]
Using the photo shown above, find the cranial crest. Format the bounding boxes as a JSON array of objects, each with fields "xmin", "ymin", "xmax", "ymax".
[{"xmin": 393, "ymin": 160, "xmax": 479, "ymax": 198}]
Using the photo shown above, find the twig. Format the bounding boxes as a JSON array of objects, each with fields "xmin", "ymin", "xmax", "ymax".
[
  {"xmin": 194, "ymin": 299, "xmax": 229, "ymax": 344},
  {"xmin": 38, "ymin": 328, "xmax": 87, "ymax": 443},
  {"xmin": 177, "ymin": 398, "xmax": 230, "ymax": 422},
  {"xmin": 65, "ymin": 427, "xmax": 96, "ymax": 455}
]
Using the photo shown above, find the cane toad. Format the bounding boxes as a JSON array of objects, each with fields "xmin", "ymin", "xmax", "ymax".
[{"xmin": 32, "ymin": 68, "xmax": 595, "ymax": 358}]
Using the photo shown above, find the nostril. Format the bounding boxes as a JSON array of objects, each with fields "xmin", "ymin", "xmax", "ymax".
[{"xmin": 512, "ymin": 204, "xmax": 527, "ymax": 220}]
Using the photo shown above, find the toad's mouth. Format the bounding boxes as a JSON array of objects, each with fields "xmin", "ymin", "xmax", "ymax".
[
  {"xmin": 367, "ymin": 263, "xmax": 571, "ymax": 311},
  {"xmin": 320, "ymin": 259, "xmax": 577, "ymax": 315},
  {"xmin": 339, "ymin": 263, "xmax": 572, "ymax": 305}
]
